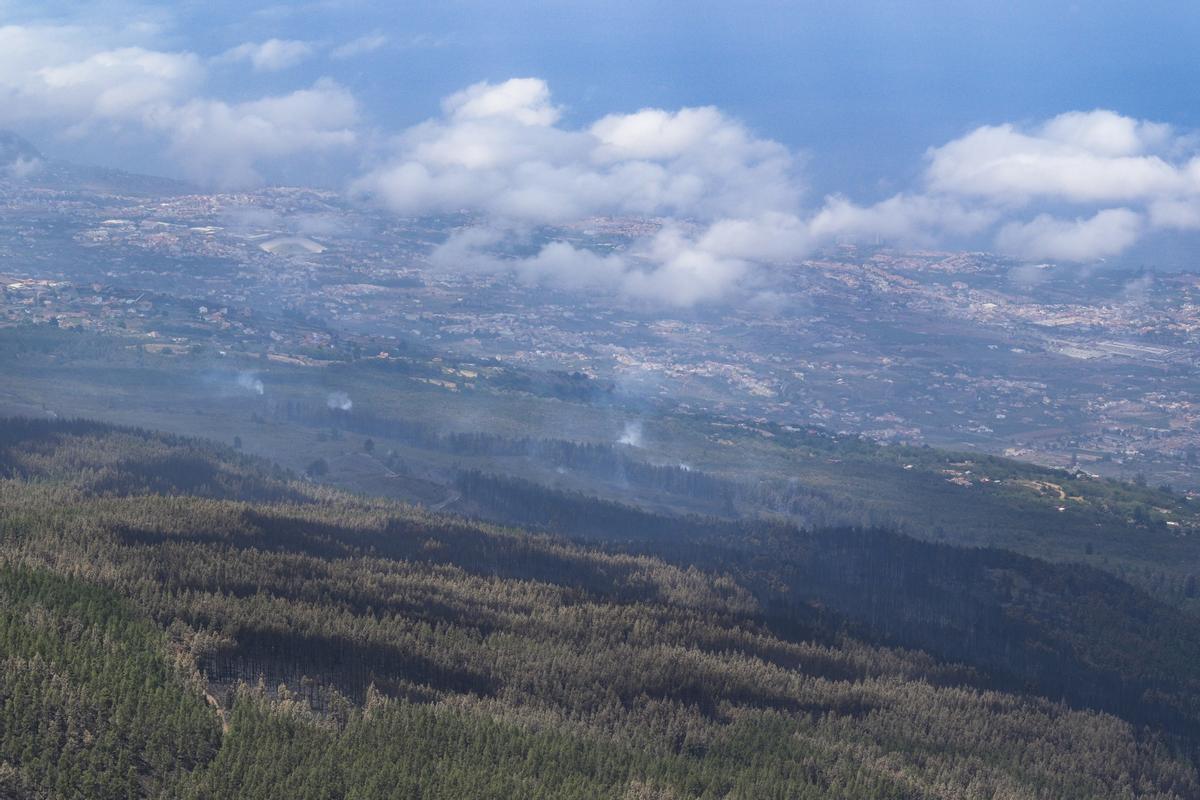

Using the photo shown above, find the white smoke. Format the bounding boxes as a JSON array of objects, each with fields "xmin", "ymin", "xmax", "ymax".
[
  {"xmin": 327, "ymin": 391, "xmax": 353, "ymax": 411},
  {"xmin": 236, "ymin": 372, "xmax": 264, "ymax": 395},
  {"xmin": 618, "ymin": 420, "xmax": 643, "ymax": 447},
  {"xmin": 5, "ymin": 156, "xmax": 42, "ymax": 180},
  {"xmin": 1122, "ymin": 274, "xmax": 1154, "ymax": 305}
]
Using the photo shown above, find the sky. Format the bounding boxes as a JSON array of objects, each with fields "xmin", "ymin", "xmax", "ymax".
[{"xmin": 3, "ymin": 0, "xmax": 1200, "ymax": 303}]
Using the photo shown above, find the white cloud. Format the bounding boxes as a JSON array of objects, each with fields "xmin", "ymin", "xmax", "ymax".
[
  {"xmin": 809, "ymin": 193, "xmax": 997, "ymax": 245},
  {"xmin": 367, "ymin": 82, "xmax": 1200, "ymax": 302},
  {"xmin": 915, "ymin": 109, "xmax": 1200, "ymax": 260},
  {"xmin": 429, "ymin": 225, "xmax": 754, "ymax": 307},
  {"xmin": 625, "ymin": 227, "xmax": 751, "ymax": 305},
  {"xmin": 0, "ymin": 25, "xmax": 202, "ymax": 124},
  {"xmin": 217, "ymin": 39, "xmax": 313, "ymax": 72},
  {"xmin": 995, "ymin": 209, "xmax": 1143, "ymax": 262},
  {"xmin": 768, "ymin": 111, "xmax": 1200, "ymax": 264},
  {"xmin": 694, "ymin": 213, "xmax": 812, "ymax": 263},
  {"xmin": 148, "ymin": 79, "xmax": 358, "ymax": 187},
  {"xmin": 330, "ymin": 33, "xmax": 389, "ymax": 60},
  {"xmin": 354, "ymin": 78, "xmax": 800, "ymax": 224},
  {"xmin": 0, "ymin": 23, "xmax": 355, "ymax": 187},
  {"xmin": 1148, "ymin": 198, "xmax": 1200, "ymax": 230},
  {"xmin": 6, "ymin": 20, "xmax": 1200, "ymax": 290},
  {"xmin": 925, "ymin": 110, "xmax": 1196, "ymax": 204},
  {"xmin": 782, "ymin": 109, "xmax": 1200, "ymax": 263},
  {"xmin": 364, "ymin": 84, "xmax": 1200, "ymax": 302},
  {"xmin": 352, "ymin": 78, "xmax": 813, "ymax": 304},
  {"xmin": 443, "ymin": 78, "xmax": 561, "ymax": 126},
  {"xmin": 1038, "ymin": 110, "xmax": 1172, "ymax": 157}
]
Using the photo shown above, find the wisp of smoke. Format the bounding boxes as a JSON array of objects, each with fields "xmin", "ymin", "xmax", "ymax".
[
  {"xmin": 618, "ymin": 421, "xmax": 643, "ymax": 448},
  {"xmin": 327, "ymin": 391, "xmax": 353, "ymax": 411},
  {"xmin": 236, "ymin": 372, "xmax": 264, "ymax": 395},
  {"xmin": 1122, "ymin": 274, "xmax": 1154, "ymax": 305}
]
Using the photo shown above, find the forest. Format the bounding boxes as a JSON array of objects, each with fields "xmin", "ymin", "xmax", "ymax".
[{"xmin": 2, "ymin": 417, "xmax": 1200, "ymax": 798}]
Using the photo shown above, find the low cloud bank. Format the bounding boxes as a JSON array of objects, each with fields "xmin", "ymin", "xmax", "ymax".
[{"xmin": 356, "ymin": 83, "xmax": 1195, "ymax": 303}]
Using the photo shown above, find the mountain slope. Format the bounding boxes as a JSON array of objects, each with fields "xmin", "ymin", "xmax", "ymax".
[
  {"xmin": 0, "ymin": 131, "xmax": 41, "ymax": 166},
  {"xmin": 2, "ymin": 325, "xmax": 1197, "ymax": 613},
  {"xmin": 1, "ymin": 418, "xmax": 1199, "ymax": 798},
  {"xmin": 0, "ymin": 129, "xmax": 192, "ymax": 195}
]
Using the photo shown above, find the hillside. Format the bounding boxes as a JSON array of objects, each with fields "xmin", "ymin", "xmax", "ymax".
[
  {"xmin": 1, "ymin": 418, "xmax": 1200, "ymax": 798},
  {"xmin": 0, "ymin": 130, "xmax": 193, "ymax": 195},
  {"xmin": 2, "ymin": 325, "xmax": 1198, "ymax": 611}
]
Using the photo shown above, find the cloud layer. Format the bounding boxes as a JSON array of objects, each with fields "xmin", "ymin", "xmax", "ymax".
[
  {"xmin": 916, "ymin": 109, "xmax": 1200, "ymax": 261},
  {"xmin": 0, "ymin": 23, "xmax": 356, "ymax": 186},
  {"xmin": 996, "ymin": 209, "xmax": 1143, "ymax": 262},
  {"xmin": 926, "ymin": 111, "xmax": 1182, "ymax": 204},
  {"xmin": 353, "ymin": 78, "xmax": 799, "ymax": 224},
  {"xmin": 353, "ymin": 78, "xmax": 818, "ymax": 304},
  {"xmin": 217, "ymin": 39, "xmax": 314, "ymax": 72},
  {"xmin": 3, "ymin": 14, "xmax": 1200, "ymax": 304},
  {"xmin": 352, "ymin": 84, "xmax": 1200, "ymax": 303}
]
